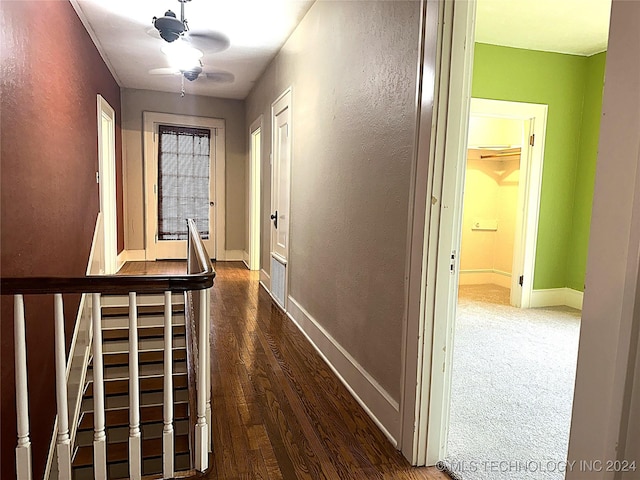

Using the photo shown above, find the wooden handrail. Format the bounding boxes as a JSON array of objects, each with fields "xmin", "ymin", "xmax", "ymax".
[
  {"xmin": 0, "ymin": 274, "xmax": 214, "ymax": 295},
  {"xmin": 0, "ymin": 219, "xmax": 215, "ymax": 295}
]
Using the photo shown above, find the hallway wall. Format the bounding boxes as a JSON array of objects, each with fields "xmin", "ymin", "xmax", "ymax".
[
  {"xmin": 121, "ymin": 88, "xmax": 246, "ymax": 253},
  {"xmin": 0, "ymin": 1, "xmax": 123, "ymax": 478},
  {"xmin": 245, "ymin": 0, "xmax": 421, "ymax": 439}
]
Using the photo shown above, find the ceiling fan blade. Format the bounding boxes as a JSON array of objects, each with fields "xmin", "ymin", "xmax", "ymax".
[
  {"xmin": 146, "ymin": 27, "xmax": 162, "ymax": 40},
  {"xmin": 148, "ymin": 67, "xmax": 181, "ymax": 76},
  {"xmin": 184, "ymin": 30, "xmax": 230, "ymax": 54},
  {"xmin": 201, "ymin": 71, "xmax": 235, "ymax": 83}
]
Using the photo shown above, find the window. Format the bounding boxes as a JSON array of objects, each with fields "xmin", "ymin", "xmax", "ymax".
[{"xmin": 157, "ymin": 125, "xmax": 211, "ymax": 240}]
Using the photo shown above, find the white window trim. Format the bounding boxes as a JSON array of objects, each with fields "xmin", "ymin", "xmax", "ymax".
[{"xmin": 142, "ymin": 111, "xmax": 226, "ymax": 261}]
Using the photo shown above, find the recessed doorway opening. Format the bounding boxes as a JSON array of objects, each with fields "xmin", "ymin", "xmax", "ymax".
[{"xmin": 248, "ymin": 117, "xmax": 262, "ymax": 271}]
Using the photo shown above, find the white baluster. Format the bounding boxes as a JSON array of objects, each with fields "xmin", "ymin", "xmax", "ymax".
[
  {"xmin": 14, "ymin": 294, "xmax": 33, "ymax": 480},
  {"xmin": 54, "ymin": 295, "xmax": 72, "ymax": 480},
  {"xmin": 129, "ymin": 292, "xmax": 142, "ymax": 480},
  {"xmin": 162, "ymin": 291, "xmax": 174, "ymax": 478},
  {"xmin": 92, "ymin": 293, "xmax": 107, "ymax": 480},
  {"xmin": 195, "ymin": 289, "xmax": 209, "ymax": 471},
  {"xmin": 205, "ymin": 287, "xmax": 212, "ymax": 453}
]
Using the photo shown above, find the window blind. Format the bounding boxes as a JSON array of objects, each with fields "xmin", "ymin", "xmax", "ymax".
[{"xmin": 157, "ymin": 124, "xmax": 211, "ymax": 240}]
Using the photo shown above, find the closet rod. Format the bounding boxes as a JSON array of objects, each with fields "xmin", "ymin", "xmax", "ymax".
[{"xmin": 480, "ymin": 152, "xmax": 521, "ymax": 159}]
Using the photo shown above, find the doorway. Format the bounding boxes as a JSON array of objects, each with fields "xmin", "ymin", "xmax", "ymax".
[
  {"xmin": 462, "ymin": 99, "xmax": 547, "ymax": 308},
  {"xmin": 97, "ymin": 94, "xmax": 117, "ymax": 274},
  {"xmin": 460, "ymin": 121, "xmax": 523, "ymax": 302},
  {"xmin": 248, "ymin": 117, "xmax": 263, "ymax": 271},
  {"xmin": 443, "ymin": 101, "xmax": 584, "ymax": 479},
  {"xmin": 400, "ymin": 0, "xmax": 610, "ymax": 469},
  {"xmin": 143, "ymin": 112, "xmax": 226, "ymax": 260}
]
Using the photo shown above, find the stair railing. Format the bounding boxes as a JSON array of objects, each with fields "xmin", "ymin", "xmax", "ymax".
[
  {"xmin": 1, "ymin": 219, "xmax": 214, "ymax": 480},
  {"xmin": 185, "ymin": 219, "xmax": 213, "ymax": 472}
]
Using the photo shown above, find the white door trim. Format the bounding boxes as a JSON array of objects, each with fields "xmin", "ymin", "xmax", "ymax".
[
  {"xmin": 249, "ymin": 116, "xmax": 263, "ymax": 271},
  {"xmin": 142, "ymin": 112, "xmax": 225, "ymax": 261},
  {"xmin": 97, "ymin": 95, "xmax": 117, "ymax": 275},
  {"xmin": 469, "ymin": 99, "xmax": 548, "ymax": 308},
  {"xmin": 399, "ymin": 0, "xmax": 476, "ymax": 466}
]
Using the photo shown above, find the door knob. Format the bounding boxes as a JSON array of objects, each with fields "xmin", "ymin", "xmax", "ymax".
[{"xmin": 270, "ymin": 211, "xmax": 278, "ymax": 229}]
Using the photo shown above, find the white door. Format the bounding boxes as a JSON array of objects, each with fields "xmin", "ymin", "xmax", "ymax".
[
  {"xmin": 270, "ymin": 89, "xmax": 292, "ymax": 308},
  {"xmin": 509, "ymin": 118, "xmax": 534, "ymax": 307},
  {"xmin": 97, "ymin": 95, "xmax": 117, "ymax": 274},
  {"xmin": 143, "ymin": 113, "xmax": 226, "ymax": 261}
]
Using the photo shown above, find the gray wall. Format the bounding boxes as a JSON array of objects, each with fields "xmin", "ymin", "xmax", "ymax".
[
  {"xmin": 122, "ymin": 88, "xmax": 246, "ymax": 252},
  {"xmin": 246, "ymin": 1, "xmax": 421, "ymax": 400}
]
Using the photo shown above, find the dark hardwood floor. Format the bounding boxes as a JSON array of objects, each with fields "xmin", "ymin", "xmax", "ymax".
[
  {"xmin": 120, "ymin": 261, "xmax": 449, "ymax": 479},
  {"xmin": 117, "ymin": 260, "xmax": 187, "ymax": 276}
]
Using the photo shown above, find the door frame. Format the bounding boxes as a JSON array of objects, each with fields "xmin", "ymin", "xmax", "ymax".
[
  {"xmin": 97, "ymin": 95, "xmax": 117, "ymax": 274},
  {"xmin": 248, "ymin": 116, "xmax": 263, "ymax": 271},
  {"xmin": 467, "ymin": 99, "xmax": 548, "ymax": 309},
  {"xmin": 400, "ymin": 0, "xmax": 549, "ymax": 466},
  {"xmin": 399, "ymin": 0, "xmax": 476, "ymax": 465},
  {"xmin": 142, "ymin": 112, "xmax": 226, "ymax": 260}
]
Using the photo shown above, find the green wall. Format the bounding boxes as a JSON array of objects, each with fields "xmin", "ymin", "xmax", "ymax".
[
  {"xmin": 567, "ymin": 52, "xmax": 607, "ymax": 290},
  {"xmin": 472, "ymin": 43, "xmax": 605, "ymax": 291}
]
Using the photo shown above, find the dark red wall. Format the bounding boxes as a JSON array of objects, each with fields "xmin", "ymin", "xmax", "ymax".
[{"xmin": 1, "ymin": 1, "xmax": 123, "ymax": 478}]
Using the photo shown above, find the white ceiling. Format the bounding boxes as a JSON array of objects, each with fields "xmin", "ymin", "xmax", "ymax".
[
  {"xmin": 73, "ymin": 0, "xmax": 314, "ymax": 99},
  {"xmin": 73, "ymin": 0, "xmax": 612, "ymax": 100},
  {"xmin": 475, "ymin": 0, "xmax": 612, "ymax": 56}
]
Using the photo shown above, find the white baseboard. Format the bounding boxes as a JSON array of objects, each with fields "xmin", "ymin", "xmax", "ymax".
[
  {"xmin": 259, "ymin": 269, "xmax": 271, "ymax": 291},
  {"xmin": 116, "ymin": 249, "xmax": 127, "ymax": 271},
  {"xmin": 530, "ymin": 287, "xmax": 583, "ymax": 310},
  {"xmin": 116, "ymin": 249, "xmax": 146, "ymax": 267},
  {"xmin": 530, "ymin": 288, "xmax": 566, "ymax": 308},
  {"xmin": 459, "ymin": 269, "xmax": 511, "ymax": 289},
  {"xmin": 564, "ymin": 288, "xmax": 584, "ymax": 310},
  {"xmin": 286, "ymin": 296, "xmax": 400, "ymax": 447}
]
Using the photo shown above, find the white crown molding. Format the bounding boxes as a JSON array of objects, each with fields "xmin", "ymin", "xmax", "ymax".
[{"xmin": 68, "ymin": 0, "xmax": 123, "ymax": 86}]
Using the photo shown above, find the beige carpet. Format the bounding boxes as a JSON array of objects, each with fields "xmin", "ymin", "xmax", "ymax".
[{"xmin": 444, "ymin": 284, "xmax": 581, "ymax": 480}]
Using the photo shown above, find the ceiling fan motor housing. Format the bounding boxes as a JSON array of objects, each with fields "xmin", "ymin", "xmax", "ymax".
[
  {"xmin": 153, "ymin": 10, "xmax": 185, "ymax": 42},
  {"xmin": 183, "ymin": 65, "xmax": 203, "ymax": 81}
]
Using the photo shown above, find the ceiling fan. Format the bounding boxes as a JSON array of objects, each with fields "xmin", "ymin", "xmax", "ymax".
[
  {"xmin": 151, "ymin": 0, "xmax": 229, "ymax": 52},
  {"xmin": 150, "ymin": 0, "xmax": 231, "ymax": 93}
]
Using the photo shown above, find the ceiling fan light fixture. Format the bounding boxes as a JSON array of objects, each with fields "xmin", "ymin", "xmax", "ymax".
[
  {"xmin": 153, "ymin": 10, "xmax": 185, "ymax": 43},
  {"xmin": 161, "ymin": 40, "xmax": 203, "ymax": 71},
  {"xmin": 183, "ymin": 67, "xmax": 202, "ymax": 81}
]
